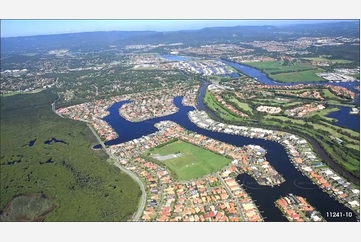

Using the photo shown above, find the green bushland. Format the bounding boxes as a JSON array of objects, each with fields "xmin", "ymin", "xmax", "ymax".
[
  {"xmin": 0, "ymin": 90, "xmax": 141, "ymax": 221},
  {"xmin": 151, "ymin": 140, "xmax": 231, "ymax": 180}
]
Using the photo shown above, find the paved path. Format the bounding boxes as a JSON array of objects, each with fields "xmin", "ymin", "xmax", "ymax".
[
  {"xmin": 86, "ymin": 123, "xmax": 146, "ymax": 221},
  {"xmin": 51, "ymin": 98, "xmax": 146, "ymax": 222},
  {"xmin": 51, "ymin": 94, "xmax": 65, "ymax": 119}
]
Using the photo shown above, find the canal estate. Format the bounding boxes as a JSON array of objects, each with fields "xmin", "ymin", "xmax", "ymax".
[
  {"xmin": 59, "ymin": 77, "xmax": 360, "ymax": 221},
  {"xmin": 54, "ymin": 56, "xmax": 361, "ymax": 222}
]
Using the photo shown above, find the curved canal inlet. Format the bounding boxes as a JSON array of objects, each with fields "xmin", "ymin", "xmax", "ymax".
[
  {"xmin": 94, "ymin": 91, "xmax": 358, "ymax": 222},
  {"xmin": 91, "ymin": 57, "xmax": 359, "ymax": 222}
]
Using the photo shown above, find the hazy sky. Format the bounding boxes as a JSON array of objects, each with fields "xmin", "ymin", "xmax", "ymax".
[{"xmin": 0, "ymin": 19, "xmax": 349, "ymax": 38}]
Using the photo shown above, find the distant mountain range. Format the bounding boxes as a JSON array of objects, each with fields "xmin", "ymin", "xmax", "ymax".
[{"xmin": 1, "ymin": 20, "xmax": 359, "ymax": 53}]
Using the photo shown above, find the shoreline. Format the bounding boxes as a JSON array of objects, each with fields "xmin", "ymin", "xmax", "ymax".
[
  {"xmin": 222, "ymin": 58, "xmax": 329, "ymax": 85},
  {"xmin": 275, "ymin": 195, "xmax": 326, "ymax": 222},
  {"xmin": 199, "ymin": 91, "xmax": 359, "ymax": 185},
  {"xmin": 188, "ymin": 110, "xmax": 360, "ymax": 217}
]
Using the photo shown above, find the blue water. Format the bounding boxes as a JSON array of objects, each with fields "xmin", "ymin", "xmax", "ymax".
[
  {"xmin": 92, "ymin": 55, "xmax": 360, "ymax": 221},
  {"xmin": 95, "ymin": 91, "xmax": 358, "ymax": 222},
  {"xmin": 162, "ymin": 54, "xmax": 360, "ymax": 131},
  {"xmin": 29, "ymin": 139, "xmax": 36, "ymax": 147},
  {"xmin": 221, "ymin": 59, "xmax": 360, "ymax": 91},
  {"xmin": 327, "ymin": 107, "xmax": 360, "ymax": 132},
  {"xmin": 162, "ymin": 55, "xmax": 199, "ymax": 61},
  {"xmin": 220, "ymin": 59, "xmax": 360, "ymax": 131},
  {"xmin": 44, "ymin": 138, "xmax": 68, "ymax": 145}
]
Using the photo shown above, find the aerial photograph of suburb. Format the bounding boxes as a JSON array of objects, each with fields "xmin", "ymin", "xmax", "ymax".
[{"xmin": 0, "ymin": 19, "xmax": 360, "ymax": 222}]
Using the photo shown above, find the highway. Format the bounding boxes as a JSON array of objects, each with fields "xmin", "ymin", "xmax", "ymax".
[{"xmin": 86, "ymin": 123, "xmax": 147, "ymax": 221}]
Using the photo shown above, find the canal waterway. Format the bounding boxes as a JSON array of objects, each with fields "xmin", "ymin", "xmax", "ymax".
[
  {"xmin": 95, "ymin": 88, "xmax": 358, "ymax": 221},
  {"xmin": 220, "ymin": 59, "xmax": 360, "ymax": 131},
  {"xmin": 92, "ymin": 55, "xmax": 359, "ymax": 222},
  {"xmin": 161, "ymin": 55, "xmax": 360, "ymax": 131}
]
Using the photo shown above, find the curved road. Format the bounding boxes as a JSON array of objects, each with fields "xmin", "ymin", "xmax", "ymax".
[
  {"xmin": 51, "ymin": 96, "xmax": 146, "ymax": 221},
  {"xmin": 86, "ymin": 123, "xmax": 147, "ymax": 221}
]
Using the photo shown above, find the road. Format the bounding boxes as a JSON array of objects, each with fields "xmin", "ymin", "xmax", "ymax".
[
  {"xmin": 51, "ymin": 94, "xmax": 147, "ymax": 221},
  {"xmin": 216, "ymin": 173, "xmax": 247, "ymax": 222},
  {"xmin": 86, "ymin": 123, "xmax": 147, "ymax": 221},
  {"xmin": 51, "ymin": 93, "xmax": 65, "ymax": 119}
]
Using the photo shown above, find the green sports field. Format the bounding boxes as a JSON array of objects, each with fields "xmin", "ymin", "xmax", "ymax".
[{"xmin": 151, "ymin": 140, "xmax": 231, "ymax": 180}]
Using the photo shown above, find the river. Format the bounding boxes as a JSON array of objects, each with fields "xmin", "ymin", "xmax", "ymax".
[
  {"xmin": 161, "ymin": 54, "xmax": 360, "ymax": 131},
  {"xmin": 220, "ymin": 59, "xmax": 360, "ymax": 132}
]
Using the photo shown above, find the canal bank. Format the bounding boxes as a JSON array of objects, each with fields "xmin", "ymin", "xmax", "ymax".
[
  {"xmin": 95, "ymin": 92, "xmax": 358, "ymax": 221},
  {"xmin": 160, "ymin": 54, "xmax": 359, "ymax": 131},
  {"xmin": 220, "ymin": 59, "xmax": 360, "ymax": 130},
  {"xmin": 196, "ymin": 82, "xmax": 359, "ymax": 185}
]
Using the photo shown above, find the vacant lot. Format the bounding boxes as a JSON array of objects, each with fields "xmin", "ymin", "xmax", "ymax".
[
  {"xmin": 152, "ymin": 140, "xmax": 231, "ymax": 180},
  {"xmin": 304, "ymin": 57, "xmax": 352, "ymax": 63},
  {"xmin": 244, "ymin": 61, "xmax": 317, "ymax": 73},
  {"xmin": 243, "ymin": 61, "xmax": 326, "ymax": 82},
  {"xmin": 269, "ymin": 69, "xmax": 325, "ymax": 83}
]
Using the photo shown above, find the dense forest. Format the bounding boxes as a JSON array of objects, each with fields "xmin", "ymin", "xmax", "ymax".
[{"xmin": 0, "ymin": 90, "xmax": 141, "ymax": 221}]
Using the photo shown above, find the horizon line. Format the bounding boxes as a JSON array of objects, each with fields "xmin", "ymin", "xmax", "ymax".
[{"xmin": 1, "ymin": 19, "xmax": 359, "ymax": 39}]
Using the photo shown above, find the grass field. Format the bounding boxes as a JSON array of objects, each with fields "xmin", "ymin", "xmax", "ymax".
[
  {"xmin": 303, "ymin": 107, "xmax": 340, "ymax": 122},
  {"xmin": 304, "ymin": 57, "xmax": 352, "ymax": 63},
  {"xmin": 1, "ymin": 89, "xmax": 44, "ymax": 97},
  {"xmin": 322, "ymin": 89, "xmax": 345, "ymax": 100},
  {"xmin": 269, "ymin": 69, "xmax": 325, "ymax": 83},
  {"xmin": 229, "ymin": 96, "xmax": 253, "ymax": 114},
  {"xmin": 252, "ymin": 99, "xmax": 303, "ymax": 107},
  {"xmin": 326, "ymin": 100, "xmax": 356, "ymax": 107},
  {"xmin": 243, "ymin": 61, "xmax": 317, "ymax": 73},
  {"xmin": 283, "ymin": 101, "xmax": 304, "ymax": 107},
  {"xmin": 243, "ymin": 61, "xmax": 326, "ymax": 83},
  {"xmin": 263, "ymin": 115, "xmax": 359, "ymax": 145},
  {"xmin": 151, "ymin": 140, "xmax": 231, "ymax": 180},
  {"xmin": 204, "ymin": 89, "xmax": 245, "ymax": 122},
  {"xmin": 346, "ymin": 144, "xmax": 360, "ymax": 151}
]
